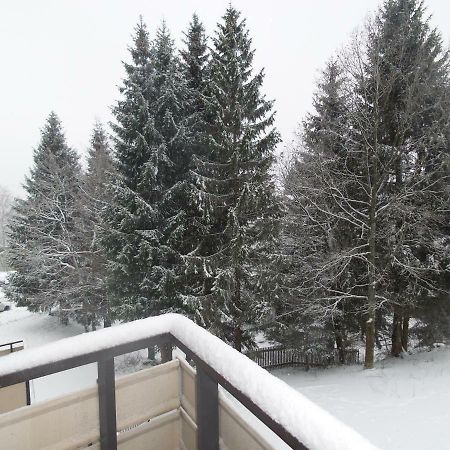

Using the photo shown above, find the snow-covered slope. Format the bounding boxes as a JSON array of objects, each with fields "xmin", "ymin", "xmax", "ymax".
[{"xmin": 276, "ymin": 347, "xmax": 450, "ymax": 450}]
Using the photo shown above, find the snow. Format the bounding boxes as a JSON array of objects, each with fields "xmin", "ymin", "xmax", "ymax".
[
  {"xmin": 0, "ymin": 271, "xmax": 9, "ymax": 284},
  {"xmin": 172, "ymin": 318, "xmax": 377, "ymax": 450},
  {"xmin": 3, "ymin": 287, "xmax": 449, "ymax": 449},
  {"xmin": 0, "ymin": 290, "xmax": 97, "ymax": 402},
  {"xmin": 276, "ymin": 348, "xmax": 450, "ymax": 450},
  {"xmin": 0, "ymin": 306, "xmax": 377, "ymax": 450}
]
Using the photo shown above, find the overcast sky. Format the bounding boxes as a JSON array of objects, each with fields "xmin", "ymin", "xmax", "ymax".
[{"xmin": 1, "ymin": 0, "xmax": 449, "ymax": 197}]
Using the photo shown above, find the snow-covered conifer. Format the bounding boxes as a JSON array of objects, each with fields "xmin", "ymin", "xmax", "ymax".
[
  {"xmin": 105, "ymin": 19, "xmax": 197, "ymax": 320},
  {"xmin": 76, "ymin": 122, "xmax": 114, "ymax": 329},
  {"xmin": 6, "ymin": 113, "xmax": 82, "ymax": 323},
  {"xmin": 281, "ymin": 0, "xmax": 450, "ymax": 368},
  {"xmin": 188, "ymin": 7, "xmax": 281, "ymax": 351}
]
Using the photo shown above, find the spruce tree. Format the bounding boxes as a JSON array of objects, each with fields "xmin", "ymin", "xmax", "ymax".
[
  {"xmin": 365, "ymin": 0, "xmax": 450, "ymax": 357},
  {"xmin": 189, "ymin": 7, "xmax": 281, "ymax": 351},
  {"xmin": 280, "ymin": 60, "xmax": 360, "ymax": 362},
  {"xmin": 280, "ymin": 0, "xmax": 449, "ymax": 368},
  {"xmin": 105, "ymin": 19, "xmax": 196, "ymax": 320},
  {"xmin": 77, "ymin": 122, "xmax": 114, "ymax": 329},
  {"xmin": 180, "ymin": 13, "xmax": 209, "ymax": 111},
  {"xmin": 6, "ymin": 112, "xmax": 82, "ymax": 322},
  {"xmin": 178, "ymin": 14, "xmax": 212, "ymax": 309},
  {"xmin": 104, "ymin": 19, "xmax": 162, "ymax": 320},
  {"xmin": 150, "ymin": 21, "xmax": 199, "ymax": 312}
]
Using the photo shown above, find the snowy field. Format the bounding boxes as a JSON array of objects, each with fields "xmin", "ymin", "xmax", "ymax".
[
  {"xmin": 1, "ymin": 284, "xmax": 449, "ymax": 449},
  {"xmin": 0, "ymin": 289, "xmax": 98, "ymax": 402},
  {"xmin": 0, "ymin": 286, "xmax": 151, "ymax": 402},
  {"xmin": 273, "ymin": 348, "xmax": 450, "ymax": 450}
]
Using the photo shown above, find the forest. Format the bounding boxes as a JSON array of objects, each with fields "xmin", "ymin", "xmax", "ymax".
[{"xmin": 3, "ymin": 0, "xmax": 449, "ymax": 370}]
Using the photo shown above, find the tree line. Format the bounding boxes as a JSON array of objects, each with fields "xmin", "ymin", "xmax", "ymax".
[
  {"xmin": 5, "ymin": 1, "xmax": 450, "ymax": 368},
  {"xmin": 278, "ymin": 0, "xmax": 450, "ymax": 368}
]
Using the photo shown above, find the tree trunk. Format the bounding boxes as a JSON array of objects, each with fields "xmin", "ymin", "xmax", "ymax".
[
  {"xmin": 160, "ymin": 343, "xmax": 172, "ymax": 363},
  {"xmin": 401, "ymin": 315, "xmax": 410, "ymax": 351},
  {"xmin": 334, "ymin": 322, "xmax": 346, "ymax": 364},
  {"xmin": 233, "ymin": 327, "xmax": 243, "ymax": 352},
  {"xmin": 391, "ymin": 308, "xmax": 403, "ymax": 357},
  {"xmin": 365, "ymin": 313, "xmax": 375, "ymax": 369},
  {"xmin": 103, "ymin": 299, "xmax": 112, "ymax": 328},
  {"xmin": 375, "ymin": 309, "xmax": 384, "ymax": 349},
  {"xmin": 365, "ymin": 173, "xmax": 377, "ymax": 370},
  {"xmin": 232, "ymin": 267, "xmax": 243, "ymax": 352},
  {"xmin": 147, "ymin": 346, "xmax": 156, "ymax": 360}
]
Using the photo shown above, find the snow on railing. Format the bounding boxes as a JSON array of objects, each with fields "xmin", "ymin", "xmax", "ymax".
[{"xmin": 0, "ymin": 314, "xmax": 378, "ymax": 450}]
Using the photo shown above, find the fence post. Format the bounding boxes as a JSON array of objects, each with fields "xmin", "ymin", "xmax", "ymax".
[
  {"xmin": 196, "ymin": 364, "xmax": 219, "ymax": 450},
  {"xmin": 98, "ymin": 358, "xmax": 117, "ymax": 450}
]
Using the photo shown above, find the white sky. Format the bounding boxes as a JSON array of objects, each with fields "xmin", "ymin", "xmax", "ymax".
[{"xmin": 1, "ymin": 0, "xmax": 449, "ymax": 197}]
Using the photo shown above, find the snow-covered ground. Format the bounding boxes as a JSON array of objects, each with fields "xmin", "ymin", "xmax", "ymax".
[
  {"xmin": 273, "ymin": 348, "xmax": 450, "ymax": 450},
  {"xmin": 0, "ymin": 289, "xmax": 98, "ymax": 402},
  {"xmin": 0, "ymin": 286, "xmax": 152, "ymax": 402},
  {"xmin": 1, "ymin": 280, "xmax": 449, "ymax": 449}
]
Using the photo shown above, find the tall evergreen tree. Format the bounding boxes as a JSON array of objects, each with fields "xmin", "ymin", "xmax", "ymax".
[
  {"xmin": 189, "ymin": 7, "xmax": 281, "ymax": 351},
  {"xmin": 178, "ymin": 14, "xmax": 212, "ymax": 308},
  {"xmin": 280, "ymin": 0, "xmax": 449, "ymax": 368},
  {"xmin": 6, "ymin": 113, "xmax": 82, "ymax": 322},
  {"xmin": 280, "ymin": 60, "xmax": 360, "ymax": 362},
  {"xmin": 76, "ymin": 122, "xmax": 114, "ymax": 329},
  {"xmin": 150, "ymin": 21, "xmax": 199, "ymax": 312},
  {"xmin": 103, "ymin": 19, "xmax": 154, "ymax": 320},
  {"xmin": 104, "ymin": 19, "xmax": 196, "ymax": 321},
  {"xmin": 365, "ymin": 0, "xmax": 450, "ymax": 357},
  {"xmin": 180, "ymin": 13, "xmax": 209, "ymax": 111}
]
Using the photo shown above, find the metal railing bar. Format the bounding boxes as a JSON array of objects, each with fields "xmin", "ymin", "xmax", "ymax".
[
  {"xmin": 171, "ymin": 336, "xmax": 308, "ymax": 450},
  {"xmin": 0, "ymin": 333, "xmax": 171, "ymax": 388},
  {"xmin": 0, "ymin": 340, "xmax": 24, "ymax": 351},
  {"xmin": 0, "ymin": 330, "xmax": 308, "ymax": 450},
  {"xmin": 196, "ymin": 363, "xmax": 219, "ymax": 450},
  {"xmin": 98, "ymin": 358, "xmax": 117, "ymax": 450}
]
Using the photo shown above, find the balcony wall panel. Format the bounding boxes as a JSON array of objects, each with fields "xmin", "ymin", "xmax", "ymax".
[
  {"xmin": 1, "ymin": 357, "xmax": 281, "ymax": 450},
  {"xmin": 116, "ymin": 360, "xmax": 179, "ymax": 431},
  {"xmin": 219, "ymin": 395, "xmax": 277, "ymax": 450},
  {"xmin": 0, "ymin": 385, "xmax": 99, "ymax": 450},
  {"xmin": 0, "ymin": 383, "xmax": 28, "ymax": 414},
  {"xmin": 180, "ymin": 405, "xmax": 197, "ymax": 450},
  {"xmin": 117, "ymin": 409, "xmax": 180, "ymax": 450},
  {"xmin": 179, "ymin": 359, "xmax": 196, "ymax": 422}
]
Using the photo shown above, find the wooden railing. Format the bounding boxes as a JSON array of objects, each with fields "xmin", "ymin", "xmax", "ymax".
[{"xmin": 246, "ymin": 346, "xmax": 360, "ymax": 369}]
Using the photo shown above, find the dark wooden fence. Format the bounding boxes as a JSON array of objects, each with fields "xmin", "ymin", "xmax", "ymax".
[{"xmin": 246, "ymin": 346, "xmax": 360, "ymax": 369}]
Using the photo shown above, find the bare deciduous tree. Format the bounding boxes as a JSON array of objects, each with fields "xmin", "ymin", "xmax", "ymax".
[{"xmin": 282, "ymin": 6, "xmax": 449, "ymax": 368}]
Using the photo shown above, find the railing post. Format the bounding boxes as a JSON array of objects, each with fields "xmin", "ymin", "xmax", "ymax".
[
  {"xmin": 97, "ymin": 358, "xmax": 117, "ymax": 450},
  {"xmin": 196, "ymin": 364, "xmax": 219, "ymax": 450}
]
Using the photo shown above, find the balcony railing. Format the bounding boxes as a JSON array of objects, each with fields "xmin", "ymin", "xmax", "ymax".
[
  {"xmin": 0, "ymin": 314, "xmax": 377, "ymax": 450},
  {"xmin": 0, "ymin": 339, "xmax": 31, "ymax": 413}
]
